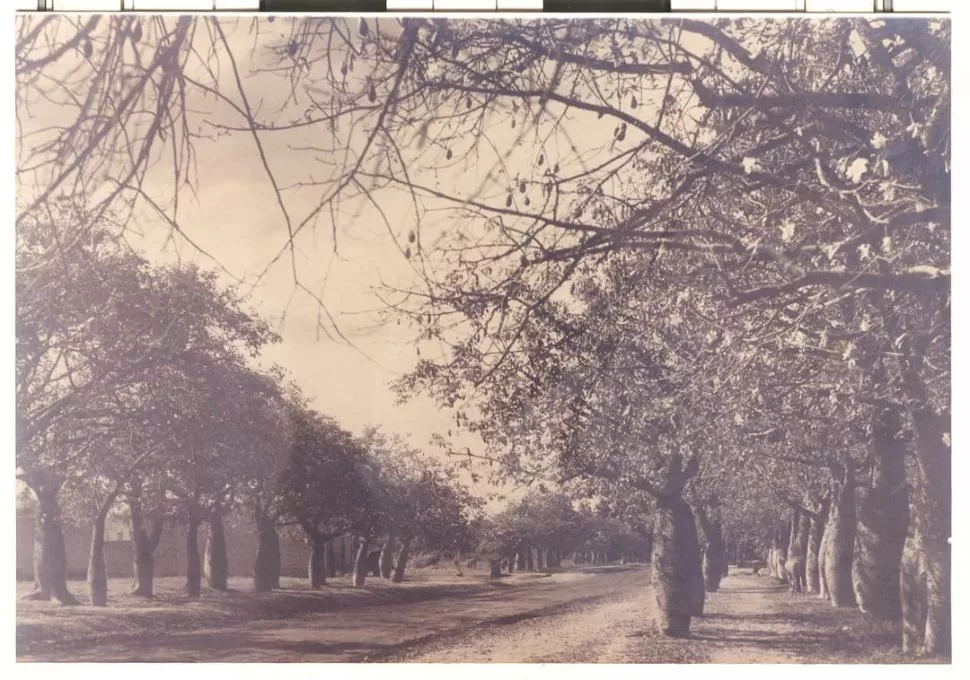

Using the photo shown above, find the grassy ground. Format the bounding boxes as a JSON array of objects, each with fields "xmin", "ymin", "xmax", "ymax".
[{"xmin": 16, "ymin": 563, "xmax": 497, "ymax": 654}]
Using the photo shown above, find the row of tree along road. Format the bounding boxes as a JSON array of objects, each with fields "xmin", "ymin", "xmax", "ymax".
[{"xmin": 15, "ymin": 15, "xmax": 950, "ymax": 658}]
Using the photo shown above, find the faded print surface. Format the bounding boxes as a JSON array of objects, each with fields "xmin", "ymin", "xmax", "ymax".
[{"xmin": 14, "ymin": 15, "xmax": 950, "ymax": 663}]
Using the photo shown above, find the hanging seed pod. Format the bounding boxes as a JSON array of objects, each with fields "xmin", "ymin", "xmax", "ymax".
[
  {"xmin": 466, "ymin": 96, "xmax": 472, "ymax": 109},
  {"xmin": 131, "ymin": 21, "xmax": 143, "ymax": 43},
  {"xmin": 519, "ymin": 182, "xmax": 526, "ymax": 194},
  {"xmin": 537, "ymin": 153, "xmax": 544, "ymax": 166},
  {"xmin": 505, "ymin": 194, "xmax": 513, "ymax": 208},
  {"xmin": 446, "ymin": 148, "xmax": 453, "ymax": 160},
  {"xmin": 554, "ymin": 163, "xmax": 560, "ymax": 174},
  {"xmin": 524, "ymin": 197, "xmax": 531, "ymax": 207},
  {"xmin": 631, "ymin": 95, "xmax": 638, "ymax": 109},
  {"xmin": 408, "ymin": 231, "xmax": 416, "ymax": 244},
  {"xmin": 511, "ymin": 118, "xmax": 516, "ymax": 129},
  {"xmin": 359, "ymin": 18, "xmax": 369, "ymax": 37},
  {"xmin": 82, "ymin": 39, "xmax": 93, "ymax": 58},
  {"xmin": 368, "ymin": 83, "xmax": 376, "ymax": 102},
  {"xmin": 287, "ymin": 41, "xmax": 298, "ymax": 57},
  {"xmin": 340, "ymin": 62, "xmax": 348, "ymax": 76},
  {"xmin": 404, "ymin": 246, "xmax": 412, "ymax": 259},
  {"xmin": 617, "ymin": 124, "xmax": 627, "ymax": 142}
]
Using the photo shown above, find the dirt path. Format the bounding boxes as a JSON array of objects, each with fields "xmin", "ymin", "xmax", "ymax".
[
  {"xmin": 18, "ymin": 566, "xmax": 645, "ymax": 662},
  {"xmin": 18, "ymin": 566, "xmax": 909, "ymax": 663},
  {"xmin": 397, "ymin": 568, "xmax": 906, "ymax": 663}
]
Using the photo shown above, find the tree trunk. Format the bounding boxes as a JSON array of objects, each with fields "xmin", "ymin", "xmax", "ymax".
[
  {"xmin": 392, "ymin": 537, "xmax": 411, "ymax": 583},
  {"xmin": 696, "ymin": 507, "xmax": 725, "ymax": 593},
  {"xmin": 379, "ymin": 536, "xmax": 395, "ymax": 579},
  {"xmin": 818, "ymin": 522, "xmax": 830, "ymax": 600},
  {"xmin": 488, "ymin": 559, "xmax": 502, "ymax": 579},
  {"xmin": 130, "ymin": 498, "xmax": 163, "ymax": 598},
  {"xmin": 853, "ymin": 406, "xmax": 910, "ymax": 620},
  {"xmin": 807, "ymin": 497, "xmax": 830, "ymax": 595},
  {"xmin": 253, "ymin": 521, "xmax": 280, "ymax": 592},
  {"xmin": 204, "ymin": 515, "xmax": 229, "ymax": 591},
  {"xmin": 186, "ymin": 510, "xmax": 202, "ymax": 597},
  {"xmin": 525, "ymin": 543, "xmax": 534, "ymax": 571},
  {"xmin": 23, "ymin": 487, "xmax": 79, "ymax": 605},
  {"xmin": 87, "ymin": 508, "xmax": 111, "ymax": 607},
  {"xmin": 909, "ymin": 405, "xmax": 951, "ymax": 658},
  {"xmin": 326, "ymin": 540, "xmax": 337, "ymax": 578},
  {"xmin": 823, "ymin": 460, "xmax": 857, "ymax": 607},
  {"xmin": 901, "ymin": 513, "xmax": 928, "ymax": 655},
  {"xmin": 653, "ymin": 494, "xmax": 701, "ymax": 637},
  {"xmin": 352, "ymin": 538, "xmax": 369, "ymax": 587},
  {"xmin": 309, "ymin": 536, "xmax": 327, "ymax": 588}
]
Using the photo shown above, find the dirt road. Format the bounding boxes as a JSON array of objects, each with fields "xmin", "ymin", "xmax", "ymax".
[{"xmin": 19, "ymin": 566, "xmax": 910, "ymax": 663}]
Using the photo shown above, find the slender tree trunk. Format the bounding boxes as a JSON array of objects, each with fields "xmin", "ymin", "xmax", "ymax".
[
  {"xmin": 253, "ymin": 520, "xmax": 280, "ymax": 592},
  {"xmin": 392, "ymin": 537, "xmax": 411, "ymax": 583},
  {"xmin": 818, "ymin": 522, "xmax": 831, "ymax": 600},
  {"xmin": 186, "ymin": 510, "xmax": 202, "ymax": 597},
  {"xmin": 326, "ymin": 540, "xmax": 336, "ymax": 578},
  {"xmin": 352, "ymin": 538, "xmax": 369, "ymax": 587},
  {"xmin": 823, "ymin": 460, "xmax": 857, "ymax": 607},
  {"xmin": 87, "ymin": 506, "xmax": 112, "ymax": 607},
  {"xmin": 129, "ymin": 498, "xmax": 163, "ymax": 597},
  {"xmin": 204, "ymin": 515, "xmax": 229, "ymax": 591},
  {"xmin": 379, "ymin": 535, "xmax": 395, "ymax": 579},
  {"xmin": 525, "ymin": 543, "xmax": 534, "ymax": 571},
  {"xmin": 23, "ymin": 486, "xmax": 79, "ymax": 605},
  {"xmin": 807, "ymin": 497, "xmax": 830, "ymax": 595},
  {"xmin": 853, "ymin": 406, "xmax": 910, "ymax": 620},
  {"xmin": 309, "ymin": 536, "xmax": 327, "ymax": 588}
]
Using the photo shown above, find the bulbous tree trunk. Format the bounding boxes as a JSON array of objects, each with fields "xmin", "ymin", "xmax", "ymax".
[
  {"xmin": 186, "ymin": 511, "xmax": 202, "ymax": 597},
  {"xmin": 308, "ymin": 536, "xmax": 327, "ymax": 588},
  {"xmin": 204, "ymin": 515, "xmax": 229, "ymax": 591},
  {"xmin": 130, "ymin": 500, "xmax": 164, "ymax": 598},
  {"xmin": 352, "ymin": 538, "xmax": 369, "ymax": 587},
  {"xmin": 853, "ymin": 405, "xmax": 910, "ymax": 620},
  {"xmin": 392, "ymin": 537, "xmax": 411, "ymax": 583},
  {"xmin": 823, "ymin": 459, "xmax": 857, "ymax": 607},
  {"xmin": 23, "ymin": 486, "xmax": 79, "ymax": 605},
  {"xmin": 379, "ymin": 536, "xmax": 395, "ymax": 579},
  {"xmin": 653, "ymin": 495, "xmax": 701, "ymax": 637},
  {"xmin": 87, "ymin": 508, "xmax": 111, "ymax": 607},
  {"xmin": 253, "ymin": 520, "xmax": 280, "ymax": 592},
  {"xmin": 807, "ymin": 497, "xmax": 830, "ymax": 595},
  {"xmin": 909, "ymin": 404, "xmax": 951, "ymax": 658},
  {"xmin": 818, "ymin": 522, "xmax": 830, "ymax": 600},
  {"xmin": 696, "ymin": 507, "xmax": 725, "ymax": 593},
  {"xmin": 901, "ymin": 513, "xmax": 928, "ymax": 655}
]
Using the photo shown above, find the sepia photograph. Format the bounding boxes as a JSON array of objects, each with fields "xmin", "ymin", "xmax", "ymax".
[{"xmin": 13, "ymin": 12, "xmax": 950, "ymax": 664}]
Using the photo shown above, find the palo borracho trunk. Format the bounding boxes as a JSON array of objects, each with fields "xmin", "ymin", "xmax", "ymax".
[
  {"xmin": 352, "ymin": 538, "xmax": 369, "ymax": 587},
  {"xmin": 392, "ymin": 537, "xmax": 411, "ymax": 583},
  {"xmin": 853, "ymin": 405, "xmax": 910, "ymax": 620},
  {"xmin": 379, "ymin": 536, "xmax": 395, "ymax": 579},
  {"xmin": 696, "ymin": 507, "xmax": 725, "ymax": 593},
  {"xmin": 910, "ymin": 405, "xmax": 951, "ymax": 658},
  {"xmin": 308, "ymin": 536, "xmax": 327, "ymax": 588},
  {"xmin": 23, "ymin": 486, "xmax": 79, "ymax": 605},
  {"xmin": 87, "ymin": 496, "xmax": 118, "ymax": 607},
  {"xmin": 129, "ymin": 496, "xmax": 164, "ymax": 597},
  {"xmin": 653, "ymin": 494, "xmax": 702, "ymax": 636},
  {"xmin": 253, "ymin": 520, "xmax": 280, "ymax": 592},
  {"xmin": 807, "ymin": 496, "xmax": 830, "ymax": 595},
  {"xmin": 204, "ymin": 514, "xmax": 229, "ymax": 591},
  {"xmin": 822, "ymin": 459, "xmax": 857, "ymax": 608},
  {"xmin": 901, "ymin": 511, "xmax": 928, "ymax": 655},
  {"xmin": 186, "ymin": 509, "xmax": 202, "ymax": 597}
]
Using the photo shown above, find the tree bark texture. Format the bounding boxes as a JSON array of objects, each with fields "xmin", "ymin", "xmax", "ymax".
[
  {"xmin": 23, "ymin": 487, "xmax": 79, "ymax": 605},
  {"xmin": 822, "ymin": 460, "xmax": 857, "ymax": 607},
  {"xmin": 352, "ymin": 538, "xmax": 369, "ymax": 587},
  {"xmin": 392, "ymin": 537, "xmax": 411, "ymax": 583},
  {"xmin": 204, "ymin": 515, "xmax": 229, "ymax": 591},
  {"xmin": 185, "ymin": 510, "xmax": 202, "ymax": 597},
  {"xmin": 653, "ymin": 494, "xmax": 702, "ymax": 637}
]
